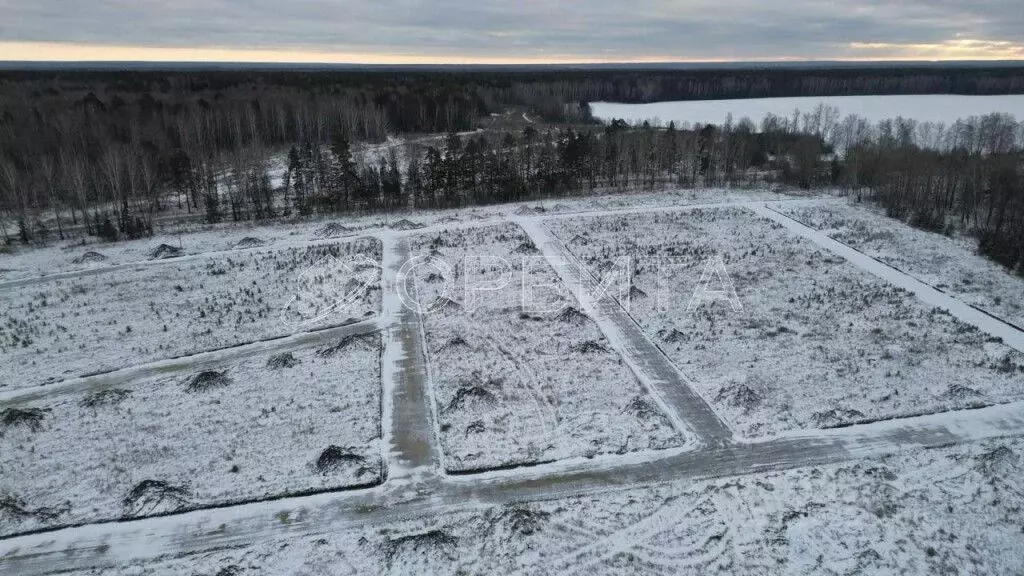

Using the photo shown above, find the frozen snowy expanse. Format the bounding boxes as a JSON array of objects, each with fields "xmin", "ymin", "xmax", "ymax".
[
  {"xmin": 0, "ymin": 333, "xmax": 382, "ymax": 537},
  {"xmin": 591, "ymin": 95, "xmax": 1024, "ymax": 126},
  {"xmin": 2, "ymin": 189, "xmax": 1024, "ymax": 575},
  {"xmin": 59, "ymin": 436, "xmax": 1024, "ymax": 575},
  {"xmin": 0, "ymin": 238, "xmax": 381, "ymax": 388},
  {"xmin": 409, "ymin": 223, "xmax": 685, "ymax": 471},
  {"xmin": 775, "ymin": 201, "xmax": 1024, "ymax": 329},
  {"xmin": 548, "ymin": 206, "xmax": 1024, "ymax": 436}
]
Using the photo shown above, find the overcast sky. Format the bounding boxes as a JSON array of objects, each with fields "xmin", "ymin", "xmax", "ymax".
[{"xmin": 0, "ymin": 0, "xmax": 1022, "ymax": 62}]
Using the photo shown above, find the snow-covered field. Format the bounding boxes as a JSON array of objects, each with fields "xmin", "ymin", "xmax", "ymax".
[
  {"xmin": 3, "ymin": 188, "xmax": 1024, "ymax": 575},
  {"xmin": 0, "ymin": 238, "xmax": 381, "ymax": 388},
  {"xmin": 0, "ymin": 333, "xmax": 382, "ymax": 537},
  {"xmin": 774, "ymin": 200, "xmax": 1024, "ymax": 329},
  {"xmin": 548, "ymin": 206, "xmax": 1024, "ymax": 436},
  {"xmin": 408, "ymin": 223, "xmax": 685, "ymax": 471},
  {"xmin": 63, "ymin": 436, "xmax": 1024, "ymax": 575},
  {"xmin": 591, "ymin": 95, "xmax": 1024, "ymax": 126}
]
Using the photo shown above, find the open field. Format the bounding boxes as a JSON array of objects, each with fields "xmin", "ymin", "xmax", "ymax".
[
  {"xmin": 0, "ymin": 332, "xmax": 382, "ymax": 537},
  {"xmin": 408, "ymin": 223, "xmax": 686, "ymax": 471},
  {"xmin": 0, "ymin": 238, "xmax": 381, "ymax": 388},
  {"xmin": 775, "ymin": 201, "xmax": 1024, "ymax": 329},
  {"xmin": 548, "ymin": 206, "xmax": 1024, "ymax": 437},
  {"xmin": 48, "ymin": 435, "xmax": 1024, "ymax": 575},
  {"xmin": 2, "ymin": 191, "xmax": 1024, "ymax": 575}
]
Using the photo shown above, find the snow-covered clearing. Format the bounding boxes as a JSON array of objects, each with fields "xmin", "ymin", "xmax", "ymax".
[
  {"xmin": 548, "ymin": 206, "xmax": 1024, "ymax": 437},
  {"xmin": 408, "ymin": 223, "xmax": 686, "ymax": 471},
  {"xmin": 774, "ymin": 200, "xmax": 1024, "ymax": 330},
  {"xmin": 0, "ymin": 332, "xmax": 382, "ymax": 537},
  {"xmin": 46, "ymin": 435, "xmax": 1024, "ymax": 575},
  {"xmin": 0, "ymin": 238, "xmax": 381, "ymax": 388},
  {"xmin": 591, "ymin": 94, "xmax": 1024, "ymax": 126}
]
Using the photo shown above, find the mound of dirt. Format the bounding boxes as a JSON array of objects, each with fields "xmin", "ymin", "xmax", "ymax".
[
  {"xmin": 0, "ymin": 493, "xmax": 69, "ymax": 523},
  {"xmin": 81, "ymin": 388, "xmax": 132, "ymax": 408},
  {"xmin": 554, "ymin": 306, "xmax": 589, "ymax": 325},
  {"xmin": 72, "ymin": 251, "xmax": 107, "ymax": 264},
  {"xmin": 390, "ymin": 219, "xmax": 425, "ymax": 231},
  {"xmin": 492, "ymin": 504, "xmax": 551, "ymax": 536},
  {"xmin": 974, "ymin": 445, "xmax": 1021, "ymax": 477},
  {"xmin": 435, "ymin": 335, "xmax": 469, "ymax": 354},
  {"xmin": 628, "ymin": 285, "xmax": 648, "ymax": 300},
  {"xmin": 183, "ymin": 370, "xmax": 231, "ymax": 393},
  {"xmin": 233, "ymin": 237, "xmax": 265, "ymax": 249},
  {"xmin": 123, "ymin": 480, "xmax": 190, "ymax": 517},
  {"xmin": 572, "ymin": 340, "xmax": 609, "ymax": 354},
  {"xmin": 513, "ymin": 205, "xmax": 545, "ymax": 216},
  {"xmin": 512, "ymin": 240, "xmax": 538, "ymax": 254},
  {"xmin": 314, "ymin": 223, "xmax": 353, "ymax": 239},
  {"xmin": 445, "ymin": 385, "xmax": 497, "ymax": 412},
  {"xmin": 427, "ymin": 296, "xmax": 462, "ymax": 314},
  {"xmin": 715, "ymin": 383, "xmax": 763, "ymax": 412},
  {"xmin": 624, "ymin": 396, "xmax": 663, "ymax": 420},
  {"xmin": 945, "ymin": 383, "xmax": 983, "ymax": 400},
  {"xmin": 811, "ymin": 408, "xmax": 866, "ymax": 427},
  {"xmin": 1, "ymin": 407, "xmax": 49, "ymax": 433},
  {"xmin": 266, "ymin": 352, "xmax": 301, "ymax": 369},
  {"xmin": 383, "ymin": 529, "xmax": 458, "ymax": 567},
  {"xmin": 315, "ymin": 445, "xmax": 366, "ymax": 474},
  {"xmin": 150, "ymin": 244, "xmax": 183, "ymax": 259},
  {"xmin": 316, "ymin": 333, "xmax": 379, "ymax": 358}
]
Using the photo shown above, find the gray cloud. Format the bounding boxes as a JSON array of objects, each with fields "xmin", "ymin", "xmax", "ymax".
[{"xmin": 0, "ymin": 0, "xmax": 1022, "ymax": 59}]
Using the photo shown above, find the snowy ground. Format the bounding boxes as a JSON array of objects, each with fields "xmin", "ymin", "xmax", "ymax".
[
  {"xmin": 548, "ymin": 206, "xmax": 1024, "ymax": 437},
  {"xmin": 0, "ymin": 332, "xmax": 382, "ymax": 537},
  {"xmin": 0, "ymin": 238, "xmax": 381, "ymax": 388},
  {"xmin": 774, "ymin": 200, "xmax": 1024, "ymax": 329},
  {"xmin": 408, "ymin": 223, "xmax": 685, "ymax": 472},
  {"xmin": 55, "ymin": 436, "xmax": 1024, "ymax": 575},
  {"xmin": 2, "ymin": 189, "xmax": 1024, "ymax": 575}
]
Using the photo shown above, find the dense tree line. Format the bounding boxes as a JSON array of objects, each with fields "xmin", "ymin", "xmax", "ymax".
[{"xmin": 1, "ymin": 66, "xmax": 1022, "ymax": 272}]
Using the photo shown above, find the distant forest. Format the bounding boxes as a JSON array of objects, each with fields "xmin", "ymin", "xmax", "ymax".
[{"xmin": 1, "ymin": 65, "xmax": 1023, "ymax": 271}]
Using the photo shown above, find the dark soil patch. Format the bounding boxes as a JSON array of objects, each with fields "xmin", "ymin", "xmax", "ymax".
[
  {"xmin": 315, "ymin": 445, "xmax": 366, "ymax": 475},
  {"xmin": 812, "ymin": 408, "xmax": 866, "ymax": 427},
  {"xmin": 314, "ymin": 223, "xmax": 353, "ymax": 238},
  {"xmin": 390, "ymin": 219, "xmax": 425, "ymax": 231},
  {"xmin": 150, "ymin": 244, "xmax": 183, "ymax": 259},
  {"xmin": 316, "ymin": 333, "xmax": 379, "ymax": 358},
  {"xmin": 233, "ymin": 237, "xmax": 266, "ymax": 249},
  {"xmin": 428, "ymin": 296, "xmax": 462, "ymax": 314},
  {"xmin": 184, "ymin": 370, "xmax": 232, "ymax": 393},
  {"xmin": 266, "ymin": 352, "xmax": 301, "ymax": 369},
  {"xmin": 0, "ymin": 493, "xmax": 69, "ymax": 523},
  {"xmin": 554, "ymin": 306, "xmax": 589, "ymax": 325},
  {"xmin": 123, "ymin": 480, "xmax": 190, "ymax": 517},
  {"xmin": 1, "ymin": 407, "xmax": 49, "ymax": 433},
  {"xmin": 446, "ymin": 384, "xmax": 497, "ymax": 412},
  {"xmin": 72, "ymin": 251, "xmax": 107, "ymax": 264},
  {"xmin": 715, "ymin": 383, "xmax": 763, "ymax": 412},
  {"xmin": 572, "ymin": 340, "xmax": 609, "ymax": 354},
  {"xmin": 81, "ymin": 388, "xmax": 132, "ymax": 408}
]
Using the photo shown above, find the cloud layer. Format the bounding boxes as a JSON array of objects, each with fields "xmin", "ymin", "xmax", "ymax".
[{"xmin": 0, "ymin": 0, "xmax": 1022, "ymax": 61}]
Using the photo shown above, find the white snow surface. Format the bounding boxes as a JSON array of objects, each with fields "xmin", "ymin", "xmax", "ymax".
[
  {"xmin": 0, "ymin": 238, "xmax": 381, "ymax": 388},
  {"xmin": 591, "ymin": 95, "xmax": 1024, "ymax": 126},
  {"xmin": 774, "ymin": 200, "xmax": 1024, "ymax": 330},
  {"xmin": 0, "ymin": 334, "xmax": 382, "ymax": 537},
  {"xmin": 547, "ymin": 206, "xmax": 1024, "ymax": 437},
  {"xmin": 60, "ymin": 436, "xmax": 1024, "ymax": 575},
  {"xmin": 409, "ymin": 223, "xmax": 685, "ymax": 471}
]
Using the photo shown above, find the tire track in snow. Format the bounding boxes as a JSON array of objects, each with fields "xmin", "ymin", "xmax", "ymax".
[{"xmin": 515, "ymin": 217, "xmax": 734, "ymax": 445}]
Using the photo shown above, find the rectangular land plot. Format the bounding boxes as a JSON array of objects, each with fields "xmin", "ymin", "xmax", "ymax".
[
  {"xmin": 409, "ymin": 224, "xmax": 686, "ymax": 472},
  {"xmin": 0, "ymin": 332, "xmax": 382, "ymax": 537},
  {"xmin": 0, "ymin": 238, "xmax": 382, "ymax": 389},
  {"xmin": 548, "ymin": 207, "xmax": 1024, "ymax": 437},
  {"xmin": 775, "ymin": 201, "xmax": 1024, "ymax": 329}
]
